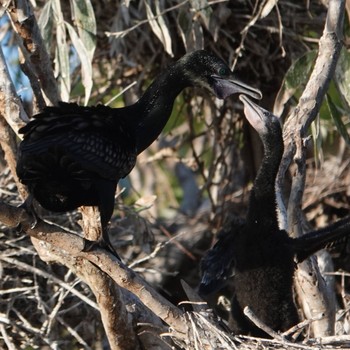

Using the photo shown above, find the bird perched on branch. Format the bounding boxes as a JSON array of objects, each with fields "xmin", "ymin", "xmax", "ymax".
[
  {"xmin": 16, "ymin": 50, "xmax": 262, "ymax": 257},
  {"xmin": 199, "ymin": 95, "xmax": 350, "ymax": 336}
]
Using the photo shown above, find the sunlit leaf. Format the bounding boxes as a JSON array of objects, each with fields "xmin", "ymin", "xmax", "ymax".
[
  {"xmin": 144, "ymin": 0, "xmax": 173, "ymax": 56},
  {"xmin": 155, "ymin": 1, "xmax": 173, "ymax": 57},
  {"xmin": 326, "ymin": 94, "xmax": 350, "ymax": 147},
  {"xmin": 261, "ymin": 0, "xmax": 278, "ymax": 18},
  {"xmin": 70, "ymin": 0, "xmax": 96, "ymax": 61},
  {"xmin": 52, "ymin": 0, "xmax": 70, "ymax": 101},
  {"xmin": 65, "ymin": 22, "xmax": 93, "ymax": 104},
  {"xmin": 37, "ymin": 0, "xmax": 53, "ymax": 52},
  {"xmin": 310, "ymin": 115, "xmax": 323, "ymax": 167},
  {"xmin": 274, "ymin": 50, "xmax": 317, "ymax": 116},
  {"xmin": 334, "ymin": 48, "xmax": 350, "ymax": 110}
]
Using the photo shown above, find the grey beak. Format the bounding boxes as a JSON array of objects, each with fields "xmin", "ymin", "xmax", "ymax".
[{"xmin": 212, "ymin": 76, "xmax": 262, "ymax": 100}]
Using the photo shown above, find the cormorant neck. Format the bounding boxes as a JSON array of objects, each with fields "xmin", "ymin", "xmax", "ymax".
[
  {"xmin": 246, "ymin": 131, "xmax": 283, "ymax": 234},
  {"xmin": 132, "ymin": 62, "xmax": 191, "ymax": 153}
]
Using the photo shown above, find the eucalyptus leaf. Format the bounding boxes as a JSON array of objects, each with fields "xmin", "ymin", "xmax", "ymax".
[
  {"xmin": 261, "ymin": 0, "xmax": 278, "ymax": 19},
  {"xmin": 177, "ymin": 7, "xmax": 203, "ymax": 52},
  {"xmin": 52, "ymin": 0, "xmax": 70, "ymax": 101},
  {"xmin": 37, "ymin": 0, "xmax": 53, "ymax": 53},
  {"xmin": 155, "ymin": 1, "xmax": 173, "ymax": 57},
  {"xmin": 326, "ymin": 94, "xmax": 350, "ymax": 147},
  {"xmin": 177, "ymin": 8, "xmax": 192, "ymax": 51},
  {"xmin": 274, "ymin": 50, "xmax": 317, "ymax": 116},
  {"xmin": 144, "ymin": 0, "xmax": 172, "ymax": 56},
  {"xmin": 65, "ymin": 21, "xmax": 93, "ymax": 104},
  {"xmin": 334, "ymin": 48, "xmax": 350, "ymax": 111},
  {"xmin": 70, "ymin": 0, "xmax": 96, "ymax": 61},
  {"xmin": 310, "ymin": 114, "xmax": 323, "ymax": 167}
]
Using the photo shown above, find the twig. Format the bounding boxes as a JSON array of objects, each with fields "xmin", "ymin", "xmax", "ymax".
[
  {"xmin": 0, "ymin": 256, "xmax": 99, "ymax": 310},
  {"xmin": 105, "ymin": 0, "xmax": 189, "ymax": 39},
  {"xmin": 0, "ymin": 323, "xmax": 16, "ymax": 350},
  {"xmin": 243, "ymin": 306, "xmax": 286, "ymax": 341}
]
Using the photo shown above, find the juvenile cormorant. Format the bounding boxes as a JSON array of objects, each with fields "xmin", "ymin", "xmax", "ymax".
[
  {"xmin": 16, "ymin": 50, "xmax": 262, "ymax": 256},
  {"xmin": 199, "ymin": 95, "xmax": 350, "ymax": 335}
]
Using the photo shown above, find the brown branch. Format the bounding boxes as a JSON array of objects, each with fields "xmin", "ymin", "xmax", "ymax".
[
  {"xmin": 76, "ymin": 260, "xmax": 140, "ymax": 350},
  {"xmin": 0, "ymin": 201, "xmax": 188, "ymax": 337},
  {"xmin": 276, "ymin": 0, "xmax": 345, "ymax": 338},
  {"xmin": 277, "ymin": 0, "xmax": 344, "ymax": 230}
]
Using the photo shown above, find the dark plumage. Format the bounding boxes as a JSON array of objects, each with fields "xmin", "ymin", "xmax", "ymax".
[
  {"xmin": 199, "ymin": 95, "xmax": 350, "ymax": 336},
  {"xmin": 16, "ymin": 50, "xmax": 262, "ymax": 256}
]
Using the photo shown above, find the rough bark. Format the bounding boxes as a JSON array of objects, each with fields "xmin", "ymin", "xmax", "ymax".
[{"xmin": 276, "ymin": 0, "xmax": 344, "ymax": 337}]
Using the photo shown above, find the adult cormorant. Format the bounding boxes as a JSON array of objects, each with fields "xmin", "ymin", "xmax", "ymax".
[
  {"xmin": 16, "ymin": 50, "xmax": 262, "ymax": 256},
  {"xmin": 199, "ymin": 95, "xmax": 350, "ymax": 335}
]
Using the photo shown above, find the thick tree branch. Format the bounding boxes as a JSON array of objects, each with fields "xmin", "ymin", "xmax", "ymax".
[
  {"xmin": 276, "ymin": 0, "xmax": 344, "ymax": 337},
  {"xmin": 0, "ymin": 201, "xmax": 188, "ymax": 337},
  {"xmin": 277, "ymin": 0, "xmax": 344, "ymax": 228}
]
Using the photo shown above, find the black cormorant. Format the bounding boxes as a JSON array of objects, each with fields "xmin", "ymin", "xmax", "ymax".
[
  {"xmin": 199, "ymin": 95, "xmax": 350, "ymax": 335},
  {"xmin": 16, "ymin": 50, "xmax": 262, "ymax": 256}
]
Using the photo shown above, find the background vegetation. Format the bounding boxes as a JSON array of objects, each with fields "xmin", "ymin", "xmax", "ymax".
[{"xmin": 0, "ymin": 0, "xmax": 350, "ymax": 349}]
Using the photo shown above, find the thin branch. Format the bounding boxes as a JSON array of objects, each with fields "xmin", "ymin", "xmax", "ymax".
[{"xmin": 105, "ymin": 0, "xmax": 189, "ymax": 39}]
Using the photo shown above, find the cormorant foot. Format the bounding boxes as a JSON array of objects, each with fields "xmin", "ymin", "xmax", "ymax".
[
  {"xmin": 83, "ymin": 238, "xmax": 121, "ymax": 260},
  {"xmin": 18, "ymin": 197, "xmax": 40, "ymax": 229}
]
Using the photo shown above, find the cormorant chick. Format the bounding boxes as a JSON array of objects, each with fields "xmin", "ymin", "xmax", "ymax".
[
  {"xmin": 199, "ymin": 95, "xmax": 350, "ymax": 336},
  {"xmin": 16, "ymin": 50, "xmax": 262, "ymax": 256}
]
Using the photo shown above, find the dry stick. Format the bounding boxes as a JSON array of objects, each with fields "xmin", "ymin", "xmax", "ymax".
[
  {"xmin": 0, "ymin": 202, "xmax": 188, "ymax": 336},
  {"xmin": 243, "ymin": 306, "xmax": 285, "ymax": 342},
  {"xmin": 276, "ymin": 0, "xmax": 344, "ymax": 338}
]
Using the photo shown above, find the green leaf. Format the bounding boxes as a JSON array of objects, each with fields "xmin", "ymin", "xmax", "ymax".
[
  {"xmin": 274, "ymin": 50, "xmax": 317, "ymax": 116},
  {"xmin": 326, "ymin": 94, "xmax": 350, "ymax": 146},
  {"xmin": 70, "ymin": 0, "xmax": 96, "ymax": 61},
  {"xmin": 334, "ymin": 48, "xmax": 350, "ymax": 110},
  {"xmin": 37, "ymin": 0, "xmax": 54, "ymax": 53},
  {"xmin": 65, "ymin": 21, "xmax": 93, "ymax": 104}
]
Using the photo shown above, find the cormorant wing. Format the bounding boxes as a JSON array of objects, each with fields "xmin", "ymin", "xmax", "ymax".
[
  {"xmin": 18, "ymin": 102, "xmax": 137, "ymax": 180},
  {"xmin": 293, "ymin": 215, "xmax": 350, "ymax": 263},
  {"xmin": 199, "ymin": 218, "xmax": 245, "ymax": 295}
]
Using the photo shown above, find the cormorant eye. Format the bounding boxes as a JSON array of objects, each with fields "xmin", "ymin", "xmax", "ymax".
[{"xmin": 218, "ymin": 67, "xmax": 228, "ymax": 76}]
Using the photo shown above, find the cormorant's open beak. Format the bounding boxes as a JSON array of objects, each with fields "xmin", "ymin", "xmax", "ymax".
[
  {"xmin": 239, "ymin": 94, "xmax": 268, "ymax": 134},
  {"xmin": 211, "ymin": 75, "xmax": 262, "ymax": 100}
]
